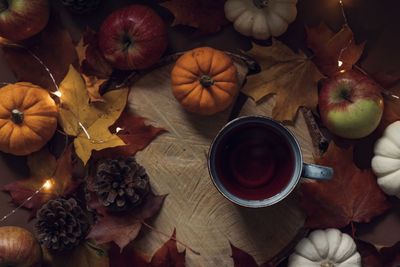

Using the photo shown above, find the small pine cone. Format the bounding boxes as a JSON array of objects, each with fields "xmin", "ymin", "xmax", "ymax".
[
  {"xmin": 61, "ymin": 0, "xmax": 101, "ymax": 14},
  {"xmin": 36, "ymin": 198, "xmax": 89, "ymax": 251},
  {"xmin": 93, "ymin": 157, "xmax": 150, "ymax": 212}
]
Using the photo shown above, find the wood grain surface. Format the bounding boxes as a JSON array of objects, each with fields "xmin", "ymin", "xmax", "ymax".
[{"xmin": 127, "ymin": 61, "xmax": 309, "ymax": 266}]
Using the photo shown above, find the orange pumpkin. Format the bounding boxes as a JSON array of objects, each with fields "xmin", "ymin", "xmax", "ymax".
[
  {"xmin": 171, "ymin": 47, "xmax": 239, "ymax": 115},
  {"xmin": 0, "ymin": 83, "xmax": 58, "ymax": 155}
]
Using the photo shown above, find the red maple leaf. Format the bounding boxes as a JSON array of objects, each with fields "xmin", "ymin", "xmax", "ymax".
[
  {"xmin": 109, "ymin": 230, "xmax": 185, "ymax": 267},
  {"xmin": 231, "ymin": 244, "xmax": 259, "ymax": 267},
  {"xmin": 356, "ymin": 240, "xmax": 383, "ymax": 267},
  {"xmin": 2, "ymin": 146, "xmax": 81, "ymax": 218},
  {"xmin": 306, "ymin": 23, "xmax": 365, "ymax": 77},
  {"xmin": 300, "ymin": 143, "xmax": 390, "ymax": 229},
  {"xmin": 93, "ymin": 111, "xmax": 166, "ymax": 158},
  {"xmin": 161, "ymin": 0, "xmax": 228, "ymax": 34}
]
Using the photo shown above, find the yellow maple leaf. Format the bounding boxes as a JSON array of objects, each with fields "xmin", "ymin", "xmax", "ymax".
[
  {"xmin": 58, "ymin": 65, "xmax": 128, "ymax": 165},
  {"xmin": 242, "ymin": 39, "xmax": 324, "ymax": 122}
]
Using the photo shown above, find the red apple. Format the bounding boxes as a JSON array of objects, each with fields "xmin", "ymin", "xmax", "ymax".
[
  {"xmin": 98, "ymin": 5, "xmax": 168, "ymax": 70},
  {"xmin": 319, "ymin": 70, "xmax": 384, "ymax": 139},
  {"xmin": 0, "ymin": 226, "xmax": 42, "ymax": 267},
  {"xmin": 0, "ymin": 0, "xmax": 49, "ymax": 41}
]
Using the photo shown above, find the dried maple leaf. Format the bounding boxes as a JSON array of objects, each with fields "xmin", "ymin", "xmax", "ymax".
[
  {"xmin": 149, "ymin": 230, "xmax": 186, "ymax": 267},
  {"xmin": 2, "ymin": 147, "xmax": 81, "ymax": 217},
  {"xmin": 93, "ymin": 111, "xmax": 166, "ymax": 158},
  {"xmin": 300, "ymin": 143, "xmax": 390, "ymax": 229},
  {"xmin": 83, "ymin": 75, "xmax": 107, "ymax": 103},
  {"xmin": 79, "ymin": 28, "xmax": 113, "ymax": 79},
  {"xmin": 231, "ymin": 244, "xmax": 259, "ymax": 267},
  {"xmin": 75, "ymin": 31, "xmax": 110, "ymax": 103},
  {"xmin": 58, "ymin": 65, "xmax": 128, "ymax": 165},
  {"xmin": 109, "ymin": 230, "xmax": 185, "ymax": 267},
  {"xmin": 242, "ymin": 39, "xmax": 324, "ymax": 122},
  {"xmin": 1, "ymin": 15, "xmax": 77, "ymax": 91},
  {"xmin": 43, "ymin": 241, "xmax": 109, "ymax": 267},
  {"xmin": 306, "ymin": 23, "xmax": 365, "ymax": 77},
  {"xmin": 356, "ymin": 240, "xmax": 383, "ymax": 267},
  {"xmin": 87, "ymin": 184, "xmax": 166, "ymax": 250},
  {"xmin": 381, "ymin": 242, "xmax": 400, "ymax": 266},
  {"xmin": 161, "ymin": 0, "xmax": 228, "ymax": 34}
]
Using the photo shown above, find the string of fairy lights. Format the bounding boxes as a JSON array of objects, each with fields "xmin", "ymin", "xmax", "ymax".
[{"xmin": 0, "ymin": 40, "xmax": 108, "ymax": 223}]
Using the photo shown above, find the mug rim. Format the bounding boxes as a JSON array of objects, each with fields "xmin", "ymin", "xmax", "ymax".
[{"xmin": 208, "ymin": 115, "xmax": 303, "ymax": 208}]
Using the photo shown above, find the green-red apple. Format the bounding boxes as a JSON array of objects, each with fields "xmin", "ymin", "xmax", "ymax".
[
  {"xmin": 0, "ymin": 0, "xmax": 49, "ymax": 41},
  {"xmin": 319, "ymin": 70, "xmax": 384, "ymax": 139}
]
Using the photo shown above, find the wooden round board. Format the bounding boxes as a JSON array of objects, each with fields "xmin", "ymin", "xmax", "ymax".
[{"xmin": 128, "ymin": 62, "xmax": 314, "ymax": 266}]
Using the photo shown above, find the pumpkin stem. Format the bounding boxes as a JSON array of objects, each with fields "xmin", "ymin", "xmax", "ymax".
[
  {"xmin": 253, "ymin": 0, "xmax": 269, "ymax": 8},
  {"xmin": 11, "ymin": 109, "xmax": 24, "ymax": 124},
  {"xmin": 200, "ymin": 75, "xmax": 215, "ymax": 87},
  {"xmin": 320, "ymin": 261, "xmax": 335, "ymax": 267}
]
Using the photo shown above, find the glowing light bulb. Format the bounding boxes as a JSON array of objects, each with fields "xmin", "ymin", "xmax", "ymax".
[
  {"xmin": 43, "ymin": 179, "xmax": 53, "ymax": 190},
  {"xmin": 52, "ymin": 91, "xmax": 62, "ymax": 98},
  {"xmin": 115, "ymin": 127, "xmax": 124, "ymax": 133},
  {"xmin": 338, "ymin": 60, "xmax": 343, "ymax": 67}
]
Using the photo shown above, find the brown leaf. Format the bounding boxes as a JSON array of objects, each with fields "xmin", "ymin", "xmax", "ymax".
[
  {"xmin": 150, "ymin": 230, "xmax": 185, "ymax": 267},
  {"xmin": 108, "ymin": 230, "xmax": 185, "ymax": 267},
  {"xmin": 80, "ymin": 28, "xmax": 112, "ymax": 79},
  {"xmin": 2, "ymin": 146, "xmax": 81, "ymax": 217},
  {"xmin": 83, "ymin": 75, "xmax": 106, "ymax": 103},
  {"xmin": 109, "ymin": 244, "xmax": 149, "ymax": 267},
  {"xmin": 242, "ymin": 40, "xmax": 324, "ymax": 122},
  {"xmin": 94, "ymin": 111, "xmax": 166, "ymax": 158},
  {"xmin": 1, "ymin": 15, "xmax": 77, "ymax": 91},
  {"xmin": 87, "ymin": 187, "xmax": 166, "ymax": 250},
  {"xmin": 300, "ymin": 143, "xmax": 390, "ymax": 229},
  {"xmin": 75, "ymin": 29, "xmax": 111, "ymax": 103},
  {"xmin": 161, "ymin": 0, "xmax": 228, "ymax": 34},
  {"xmin": 306, "ymin": 23, "xmax": 365, "ymax": 76},
  {"xmin": 381, "ymin": 242, "xmax": 400, "ymax": 267},
  {"xmin": 230, "ymin": 244, "xmax": 259, "ymax": 267},
  {"xmin": 356, "ymin": 240, "xmax": 383, "ymax": 267}
]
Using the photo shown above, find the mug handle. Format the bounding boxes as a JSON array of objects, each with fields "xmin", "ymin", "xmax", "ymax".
[{"xmin": 302, "ymin": 163, "xmax": 333, "ymax": 180}]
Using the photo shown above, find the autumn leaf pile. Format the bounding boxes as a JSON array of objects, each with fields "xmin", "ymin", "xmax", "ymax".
[{"xmin": 1, "ymin": 16, "xmax": 167, "ymax": 267}]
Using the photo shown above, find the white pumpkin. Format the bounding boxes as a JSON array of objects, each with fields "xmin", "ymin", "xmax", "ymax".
[
  {"xmin": 224, "ymin": 0, "xmax": 297, "ymax": 40},
  {"xmin": 288, "ymin": 229, "xmax": 361, "ymax": 267},
  {"xmin": 372, "ymin": 121, "xmax": 400, "ymax": 197}
]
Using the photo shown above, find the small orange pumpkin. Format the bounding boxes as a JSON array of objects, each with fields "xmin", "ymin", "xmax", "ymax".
[
  {"xmin": 171, "ymin": 47, "xmax": 239, "ymax": 115},
  {"xmin": 0, "ymin": 83, "xmax": 58, "ymax": 155}
]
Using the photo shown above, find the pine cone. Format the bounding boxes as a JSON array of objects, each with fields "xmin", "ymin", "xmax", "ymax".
[
  {"xmin": 93, "ymin": 157, "xmax": 150, "ymax": 212},
  {"xmin": 36, "ymin": 198, "xmax": 89, "ymax": 251},
  {"xmin": 61, "ymin": 0, "xmax": 101, "ymax": 14}
]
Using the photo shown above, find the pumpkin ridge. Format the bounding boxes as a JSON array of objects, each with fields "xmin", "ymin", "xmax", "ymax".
[
  {"xmin": 0, "ymin": 122, "xmax": 13, "ymax": 149},
  {"xmin": 197, "ymin": 86, "xmax": 205, "ymax": 112},
  {"xmin": 207, "ymin": 49, "xmax": 215, "ymax": 75},
  {"xmin": 173, "ymin": 64, "xmax": 199, "ymax": 79},
  {"xmin": 212, "ymin": 83, "xmax": 235, "ymax": 97},
  {"xmin": 175, "ymin": 83, "xmax": 201, "ymax": 101},
  {"xmin": 23, "ymin": 126, "xmax": 46, "ymax": 143},
  {"xmin": 211, "ymin": 63, "xmax": 235, "ymax": 77}
]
